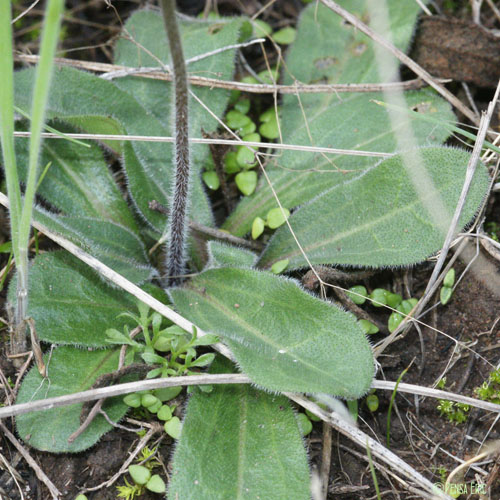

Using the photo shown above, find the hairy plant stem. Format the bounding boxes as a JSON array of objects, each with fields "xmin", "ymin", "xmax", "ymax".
[{"xmin": 160, "ymin": 0, "xmax": 190, "ymax": 286}]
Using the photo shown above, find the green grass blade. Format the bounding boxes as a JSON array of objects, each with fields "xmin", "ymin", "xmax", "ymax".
[
  {"xmin": 20, "ymin": 0, "xmax": 64, "ymax": 246},
  {"xmin": 366, "ymin": 442, "xmax": 382, "ymax": 500},
  {"xmin": 386, "ymin": 365, "xmax": 410, "ymax": 448},
  {"xmin": 0, "ymin": 3, "xmax": 22, "ymax": 254},
  {"xmin": 14, "ymin": 106, "xmax": 91, "ymax": 148}
]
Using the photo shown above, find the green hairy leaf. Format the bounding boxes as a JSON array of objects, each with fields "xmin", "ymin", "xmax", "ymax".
[
  {"xmin": 286, "ymin": 0, "xmax": 421, "ymax": 85},
  {"xmin": 168, "ymin": 357, "xmax": 310, "ymax": 500},
  {"xmin": 8, "ymin": 251, "xmax": 137, "ymax": 346},
  {"xmin": 14, "ymin": 130, "xmax": 138, "ymax": 232},
  {"xmin": 16, "ymin": 346, "xmax": 126, "ymax": 452},
  {"xmin": 170, "ymin": 268, "xmax": 374, "ymax": 397},
  {"xmin": 206, "ymin": 240, "xmax": 257, "ymax": 269},
  {"xmin": 258, "ymin": 147, "xmax": 489, "ymax": 270},
  {"xmin": 13, "ymin": 12, "xmax": 243, "ymax": 241},
  {"xmin": 223, "ymin": 0, "xmax": 454, "ymax": 236},
  {"xmin": 114, "ymin": 10, "xmax": 240, "ymax": 131},
  {"xmin": 112, "ymin": 11, "xmax": 243, "ymax": 229},
  {"xmin": 34, "ymin": 209, "xmax": 155, "ymax": 284},
  {"xmin": 13, "ymin": 66, "xmax": 212, "ymax": 232}
]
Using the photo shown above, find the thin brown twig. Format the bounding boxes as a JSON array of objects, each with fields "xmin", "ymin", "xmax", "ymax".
[
  {"xmin": 67, "ymin": 400, "xmax": 103, "ymax": 444},
  {"xmin": 67, "ymin": 363, "xmax": 150, "ymax": 443},
  {"xmin": 371, "ymin": 380, "xmax": 500, "ymax": 413},
  {"xmin": 13, "ymin": 352, "xmax": 33, "ymax": 397},
  {"xmin": 320, "ymin": 423, "xmax": 332, "ymax": 499},
  {"xmin": 0, "ymin": 366, "xmax": 15, "ymax": 406},
  {"xmin": 14, "ymin": 54, "xmax": 442, "ymax": 94},
  {"xmin": 148, "ymin": 200, "xmax": 264, "ymax": 252},
  {"xmin": 0, "ymin": 452, "xmax": 25, "ymax": 500},
  {"xmin": 486, "ymin": 0, "xmax": 500, "ymax": 22},
  {"xmin": 288, "ymin": 394, "xmax": 453, "ymax": 500},
  {"xmin": 11, "ymin": 0, "xmax": 41, "ymax": 24}
]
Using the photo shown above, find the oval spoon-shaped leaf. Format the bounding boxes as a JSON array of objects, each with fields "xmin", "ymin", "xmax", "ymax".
[
  {"xmin": 8, "ymin": 251, "xmax": 137, "ymax": 346},
  {"xmin": 223, "ymin": 0, "xmax": 454, "ymax": 237},
  {"xmin": 168, "ymin": 357, "xmax": 310, "ymax": 500},
  {"xmin": 258, "ymin": 147, "xmax": 489, "ymax": 270},
  {"xmin": 16, "ymin": 346, "xmax": 126, "ymax": 452},
  {"xmin": 170, "ymin": 268, "xmax": 374, "ymax": 397}
]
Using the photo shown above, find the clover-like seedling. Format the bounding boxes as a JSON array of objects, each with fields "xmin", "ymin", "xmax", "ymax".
[
  {"xmin": 224, "ymin": 151, "xmax": 240, "ymax": 174},
  {"xmin": 124, "ymin": 389, "xmax": 181, "ymax": 437},
  {"xmin": 443, "ymin": 268, "xmax": 455, "ymax": 288},
  {"xmin": 348, "ymin": 286, "xmax": 418, "ymax": 333},
  {"xmin": 252, "ymin": 217, "xmax": 266, "ymax": 239},
  {"xmin": 236, "ymin": 145, "xmax": 257, "ymax": 169},
  {"xmin": 129, "ymin": 464, "xmax": 151, "ymax": 485},
  {"xmin": 126, "ymin": 465, "xmax": 166, "ymax": 495},
  {"xmin": 266, "ymin": 207, "xmax": 290, "ymax": 229},
  {"xmin": 201, "ymin": 155, "xmax": 221, "ymax": 190},
  {"xmin": 388, "ymin": 312, "xmax": 403, "ymax": 333},
  {"xmin": 113, "ymin": 304, "xmax": 216, "ymax": 440},
  {"xmin": 440, "ymin": 287, "xmax": 452, "ymax": 305},
  {"xmin": 358, "ymin": 319, "xmax": 379, "ymax": 335},
  {"xmin": 202, "ymin": 168, "xmax": 220, "ymax": 191},
  {"xmin": 347, "ymin": 285, "xmax": 367, "ymax": 305},
  {"xmin": 235, "ymin": 170, "xmax": 258, "ymax": 196},
  {"xmin": 386, "ymin": 292, "xmax": 402, "ymax": 308},
  {"xmin": 251, "ymin": 206, "xmax": 290, "ymax": 239},
  {"xmin": 252, "ymin": 19, "xmax": 272, "ymax": 37},
  {"xmin": 440, "ymin": 268, "xmax": 455, "ymax": 305},
  {"xmin": 234, "ymin": 98, "xmax": 250, "ymax": 115},
  {"xmin": 397, "ymin": 298, "xmax": 418, "ymax": 315},
  {"xmin": 226, "ymin": 110, "xmax": 252, "ymax": 132},
  {"xmin": 305, "ymin": 409, "xmax": 322, "ymax": 422},
  {"xmin": 259, "ymin": 107, "xmax": 280, "ymax": 139},
  {"xmin": 157, "ymin": 404, "xmax": 172, "ymax": 421},
  {"xmin": 369, "ymin": 288, "xmax": 388, "ymax": 307},
  {"xmin": 273, "ymin": 27, "xmax": 296, "ymax": 45},
  {"xmin": 365, "ymin": 393, "xmax": 379, "ymax": 412},
  {"xmin": 271, "ymin": 258, "xmax": 289, "ymax": 274},
  {"xmin": 296, "ymin": 413, "xmax": 313, "ymax": 436},
  {"xmin": 123, "ymin": 393, "xmax": 141, "ymax": 408},
  {"xmin": 388, "ymin": 297, "xmax": 418, "ymax": 332},
  {"xmin": 146, "ymin": 475, "xmax": 167, "ymax": 494},
  {"xmin": 164, "ymin": 416, "xmax": 182, "ymax": 439}
]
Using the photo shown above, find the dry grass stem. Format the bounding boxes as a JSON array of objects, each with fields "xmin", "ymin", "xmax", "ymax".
[{"xmin": 15, "ymin": 54, "xmax": 442, "ymax": 93}]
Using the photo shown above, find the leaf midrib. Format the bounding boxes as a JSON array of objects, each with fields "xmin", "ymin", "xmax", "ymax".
[
  {"xmin": 261, "ymin": 165, "xmax": 459, "ymax": 266},
  {"xmin": 183, "ymin": 280, "xmax": 350, "ymax": 387}
]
